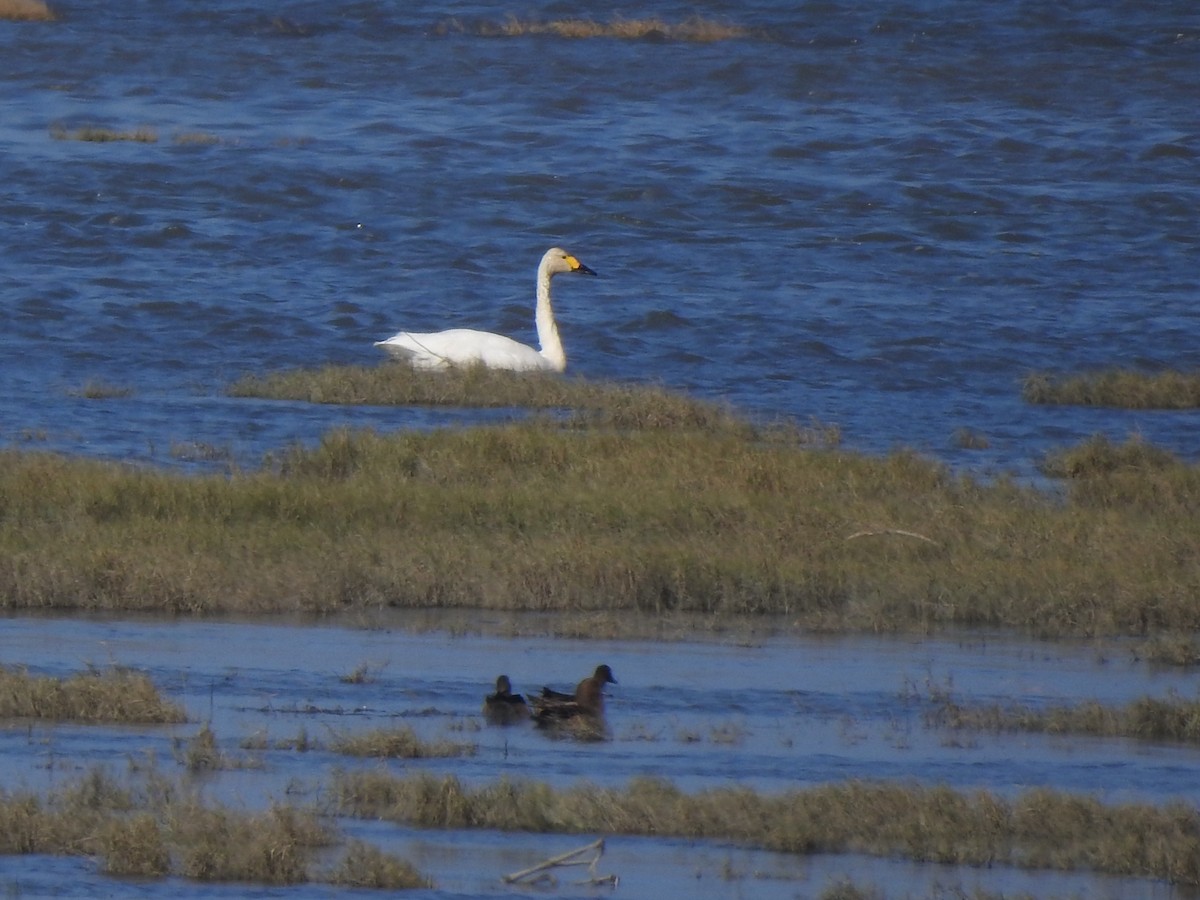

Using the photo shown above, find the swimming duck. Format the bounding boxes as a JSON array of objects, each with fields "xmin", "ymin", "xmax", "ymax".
[
  {"xmin": 532, "ymin": 664, "xmax": 617, "ymax": 724},
  {"xmin": 482, "ymin": 674, "xmax": 530, "ymax": 725},
  {"xmin": 374, "ymin": 247, "xmax": 597, "ymax": 372}
]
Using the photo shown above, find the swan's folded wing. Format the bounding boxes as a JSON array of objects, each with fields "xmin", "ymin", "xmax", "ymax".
[{"xmin": 375, "ymin": 329, "xmax": 552, "ymax": 371}]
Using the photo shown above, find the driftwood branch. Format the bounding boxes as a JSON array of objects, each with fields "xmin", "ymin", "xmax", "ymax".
[
  {"xmin": 845, "ymin": 528, "xmax": 937, "ymax": 545},
  {"xmin": 503, "ymin": 837, "xmax": 617, "ymax": 887}
]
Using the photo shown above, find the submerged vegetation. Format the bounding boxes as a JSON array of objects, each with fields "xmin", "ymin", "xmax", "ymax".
[
  {"xmin": 433, "ymin": 15, "xmax": 750, "ymax": 42},
  {"xmin": 2, "ymin": 371, "xmax": 1200, "ymax": 640},
  {"xmin": 50, "ymin": 124, "xmax": 158, "ymax": 143},
  {"xmin": 334, "ymin": 770, "xmax": 1200, "ymax": 885},
  {"xmin": 0, "ymin": 666, "xmax": 185, "ymax": 724},
  {"xmin": 1024, "ymin": 369, "xmax": 1200, "ymax": 409}
]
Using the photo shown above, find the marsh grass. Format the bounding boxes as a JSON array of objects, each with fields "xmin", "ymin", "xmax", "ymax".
[
  {"xmin": 0, "ymin": 666, "xmax": 185, "ymax": 724},
  {"xmin": 0, "ymin": 0, "xmax": 54, "ymax": 21},
  {"xmin": 952, "ymin": 428, "xmax": 990, "ymax": 450},
  {"xmin": 173, "ymin": 131, "xmax": 222, "ymax": 145},
  {"xmin": 327, "ymin": 839, "xmax": 431, "ymax": 889},
  {"xmin": 50, "ymin": 124, "xmax": 158, "ymax": 143},
  {"xmin": 330, "ymin": 726, "xmax": 476, "ymax": 759},
  {"xmin": 1024, "ymin": 369, "xmax": 1200, "ymax": 409},
  {"xmin": 1137, "ymin": 633, "xmax": 1200, "ymax": 667},
  {"xmin": 930, "ymin": 692, "xmax": 1200, "ymax": 744},
  {"xmin": 240, "ymin": 726, "xmax": 316, "ymax": 752},
  {"xmin": 0, "ymin": 768, "xmax": 430, "ymax": 888},
  {"xmin": 168, "ymin": 440, "xmax": 234, "ymax": 463},
  {"xmin": 334, "ymin": 771, "xmax": 1200, "ymax": 884},
  {"xmin": 228, "ymin": 363, "xmax": 769, "ymax": 435},
  {"xmin": 70, "ymin": 380, "xmax": 134, "ymax": 400},
  {"xmin": 340, "ymin": 661, "xmax": 384, "ymax": 684},
  {"xmin": 177, "ymin": 725, "xmax": 261, "ymax": 771},
  {"xmin": 0, "ymin": 419, "xmax": 1199, "ymax": 640},
  {"xmin": 1039, "ymin": 433, "xmax": 1180, "ymax": 479},
  {"xmin": 434, "ymin": 15, "xmax": 749, "ymax": 42}
]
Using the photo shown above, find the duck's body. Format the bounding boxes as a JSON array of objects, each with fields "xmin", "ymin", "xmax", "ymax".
[
  {"xmin": 532, "ymin": 665, "xmax": 617, "ymax": 724},
  {"xmin": 375, "ymin": 247, "xmax": 596, "ymax": 372},
  {"xmin": 482, "ymin": 675, "xmax": 529, "ymax": 726}
]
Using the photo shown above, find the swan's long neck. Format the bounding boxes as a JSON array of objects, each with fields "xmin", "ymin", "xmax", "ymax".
[{"xmin": 534, "ymin": 261, "xmax": 566, "ymax": 372}]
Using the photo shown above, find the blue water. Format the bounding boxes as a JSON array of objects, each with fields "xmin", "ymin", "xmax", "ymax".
[{"xmin": 2, "ymin": 0, "xmax": 1198, "ymax": 477}]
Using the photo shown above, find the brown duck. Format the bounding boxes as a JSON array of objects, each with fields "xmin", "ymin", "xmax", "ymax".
[
  {"xmin": 482, "ymin": 674, "xmax": 530, "ymax": 725},
  {"xmin": 531, "ymin": 664, "xmax": 617, "ymax": 724}
]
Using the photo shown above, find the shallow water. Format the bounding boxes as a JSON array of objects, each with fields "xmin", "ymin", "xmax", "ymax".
[
  {"xmin": 2, "ymin": 1, "xmax": 1199, "ymax": 478},
  {"xmin": 2, "ymin": 613, "xmax": 1198, "ymax": 897}
]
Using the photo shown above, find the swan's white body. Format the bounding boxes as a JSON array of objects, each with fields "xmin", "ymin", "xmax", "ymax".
[{"xmin": 375, "ymin": 247, "xmax": 596, "ymax": 372}]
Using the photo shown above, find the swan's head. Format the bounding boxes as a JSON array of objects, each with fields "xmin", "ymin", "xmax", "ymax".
[
  {"xmin": 542, "ymin": 246, "xmax": 597, "ymax": 277},
  {"xmin": 592, "ymin": 664, "xmax": 617, "ymax": 685},
  {"xmin": 495, "ymin": 674, "xmax": 514, "ymax": 693}
]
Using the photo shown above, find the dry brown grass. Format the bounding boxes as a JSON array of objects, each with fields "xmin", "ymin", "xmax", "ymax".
[
  {"xmin": 0, "ymin": 0, "xmax": 54, "ymax": 21},
  {"xmin": 333, "ymin": 771, "xmax": 1200, "ymax": 884},
  {"xmin": 931, "ymin": 692, "xmax": 1200, "ymax": 744},
  {"xmin": 330, "ymin": 726, "xmax": 476, "ymax": 759},
  {"xmin": 327, "ymin": 840, "xmax": 431, "ymax": 890},
  {"xmin": 0, "ymin": 768, "xmax": 431, "ymax": 888},
  {"xmin": 0, "ymin": 666, "xmax": 185, "ymax": 724}
]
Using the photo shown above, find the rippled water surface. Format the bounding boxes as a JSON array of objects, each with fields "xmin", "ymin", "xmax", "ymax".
[
  {"xmin": 2, "ymin": 614, "xmax": 1195, "ymax": 898},
  {"xmin": 3, "ymin": 2, "xmax": 1200, "ymax": 896},
  {"xmin": 3, "ymin": 0, "xmax": 1199, "ymax": 474}
]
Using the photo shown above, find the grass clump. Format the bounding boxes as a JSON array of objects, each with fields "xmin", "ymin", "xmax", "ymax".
[
  {"xmin": 334, "ymin": 771, "xmax": 1200, "ymax": 884},
  {"xmin": 331, "ymin": 725, "xmax": 475, "ymax": 759},
  {"xmin": 0, "ymin": 666, "xmax": 186, "ymax": 724},
  {"xmin": 0, "ymin": 768, "xmax": 431, "ymax": 888},
  {"xmin": 1040, "ymin": 434, "xmax": 1180, "ymax": 479},
  {"xmin": 1024, "ymin": 369, "xmax": 1200, "ymax": 409},
  {"xmin": 50, "ymin": 125, "xmax": 158, "ymax": 143},
  {"xmin": 327, "ymin": 840, "xmax": 430, "ymax": 890},
  {"xmin": 170, "ymin": 802, "xmax": 329, "ymax": 885},
  {"xmin": 177, "ymin": 725, "xmax": 263, "ymax": 771},
  {"xmin": 930, "ymin": 692, "xmax": 1200, "ymax": 744},
  {"xmin": 0, "ymin": 0, "xmax": 54, "ymax": 21},
  {"xmin": 434, "ymin": 15, "xmax": 749, "ymax": 42},
  {"xmin": 69, "ymin": 381, "xmax": 134, "ymax": 400},
  {"xmin": 228, "ymin": 364, "xmax": 764, "ymax": 435}
]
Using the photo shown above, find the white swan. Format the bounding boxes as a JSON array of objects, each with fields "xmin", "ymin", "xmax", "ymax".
[{"xmin": 374, "ymin": 247, "xmax": 597, "ymax": 372}]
